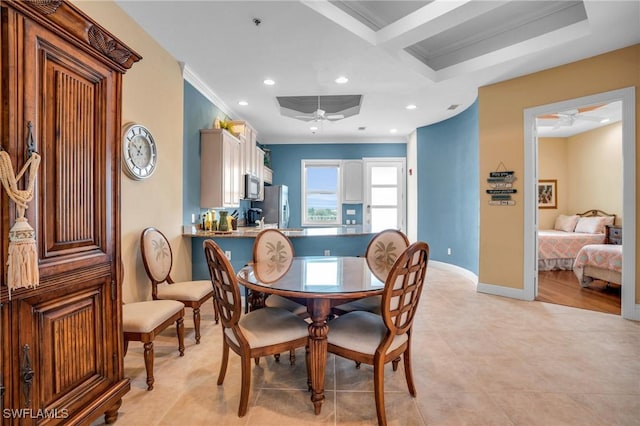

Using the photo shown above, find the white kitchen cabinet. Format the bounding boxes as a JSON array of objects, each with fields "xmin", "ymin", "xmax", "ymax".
[
  {"xmin": 264, "ymin": 166, "xmax": 273, "ymax": 184},
  {"xmin": 255, "ymin": 146, "xmax": 265, "ymax": 201},
  {"xmin": 200, "ymin": 129, "xmax": 242, "ymax": 208},
  {"xmin": 243, "ymin": 122, "xmax": 257, "ymax": 175},
  {"xmin": 342, "ymin": 160, "xmax": 364, "ymax": 203}
]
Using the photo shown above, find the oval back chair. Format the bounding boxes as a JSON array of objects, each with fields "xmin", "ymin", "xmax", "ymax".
[
  {"xmin": 333, "ymin": 229, "xmax": 410, "ymax": 316},
  {"xmin": 141, "ymin": 227, "xmax": 217, "ymax": 343}
]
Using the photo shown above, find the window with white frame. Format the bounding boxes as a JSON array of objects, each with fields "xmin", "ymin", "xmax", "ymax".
[{"xmin": 302, "ymin": 160, "xmax": 341, "ymax": 226}]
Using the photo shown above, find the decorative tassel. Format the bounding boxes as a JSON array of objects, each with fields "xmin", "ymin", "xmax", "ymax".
[
  {"xmin": 7, "ymin": 217, "xmax": 39, "ymax": 299},
  {"xmin": 0, "ymin": 145, "xmax": 41, "ymax": 299}
]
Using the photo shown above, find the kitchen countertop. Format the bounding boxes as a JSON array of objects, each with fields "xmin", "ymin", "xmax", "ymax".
[{"xmin": 184, "ymin": 225, "xmax": 370, "ymax": 238}]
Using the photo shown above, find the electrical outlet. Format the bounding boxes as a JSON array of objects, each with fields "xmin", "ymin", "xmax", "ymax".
[
  {"xmin": 447, "ymin": 248, "xmax": 452, "ymax": 256},
  {"xmin": 225, "ymin": 250, "xmax": 232, "ymax": 260},
  {"xmin": 324, "ymin": 249, "xmax": 330, "ymax": 256}
]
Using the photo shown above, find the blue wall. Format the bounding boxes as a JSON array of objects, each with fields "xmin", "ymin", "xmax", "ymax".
[
  {"xmin": 182, "ymin": 82, "xmax": 232, "ymax": 225},
  {"xmin": 267, "ymin": 143, "xmax": 406, "ymax": 228},
  {"xmin": 417, "ymin": 100, "xmax": 479, "ymax": 273}
]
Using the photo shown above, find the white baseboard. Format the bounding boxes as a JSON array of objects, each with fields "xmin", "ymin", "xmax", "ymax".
[
  {"xmin": 624, "ymin": 303, "xmax": 640, "ymax": 321},
  {"xmin": 476, "ymin": 281, "xmax": 532, "ymax": 301}
]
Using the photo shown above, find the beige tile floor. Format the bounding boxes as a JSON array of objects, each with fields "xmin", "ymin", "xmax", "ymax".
[{"xmin": 93, "ymin": 266, "xmax": 640, "ymax": 426}]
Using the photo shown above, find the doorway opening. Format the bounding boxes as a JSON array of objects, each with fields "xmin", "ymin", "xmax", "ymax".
[{"xmin": 523, "ymin": 87, "xmax": 636, "ymax": 320}]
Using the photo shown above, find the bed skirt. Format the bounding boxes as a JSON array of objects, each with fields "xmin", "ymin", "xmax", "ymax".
[{"xmin": 538, "ymin": 258, "xmax": 574, "ymax": 271}]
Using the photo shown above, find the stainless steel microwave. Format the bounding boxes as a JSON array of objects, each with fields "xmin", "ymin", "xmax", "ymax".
[{"xmin": 244, "ymin": 174, "xmax": 260, "ymax": 200}]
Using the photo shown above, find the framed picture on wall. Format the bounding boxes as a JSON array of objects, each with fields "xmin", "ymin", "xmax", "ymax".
[{"xmin": 538, "ymin": 179, "xmax": 557, "ymax": 209}]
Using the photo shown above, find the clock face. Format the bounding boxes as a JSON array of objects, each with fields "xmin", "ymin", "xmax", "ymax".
[{"xmin": 122, "ymin": 124, "xmax": 157, "ymax": 180}]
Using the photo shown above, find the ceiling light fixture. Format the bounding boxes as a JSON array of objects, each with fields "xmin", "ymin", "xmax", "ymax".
[
  {"xmin": 263, "ymin": 79, "xmax": 275, "ymax": 86},
  {"xmin": 310, "ymin": 126, "xmax": 318, "ymax": 131},
  {"xmin": 238, "ymin": 100, "xmax": 248, "ymax": 106},
  {"xmin": 335, "ymin": 76, "xmax": 349, "ymax": 84},
  {"xmin": 600, "ymin": 118, "xmax": 611, "ymax": 123},
  {"xmin": 406, "ymin": 104, "xmax": 417, "ymax": 110},
  {"xmin": 390, "ymin": 128, "xmax": 397, "ymax": 133}
]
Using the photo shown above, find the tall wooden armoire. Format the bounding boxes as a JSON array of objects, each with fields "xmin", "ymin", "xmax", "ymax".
[{"xmin": 0, "ymin": 1, "xmax": 141, "ymax": 424}]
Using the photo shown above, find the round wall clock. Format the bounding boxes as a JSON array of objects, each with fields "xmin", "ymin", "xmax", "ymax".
[{"xmin": 122, "ymin": 123, "xmax": 157, "ymax": 180}]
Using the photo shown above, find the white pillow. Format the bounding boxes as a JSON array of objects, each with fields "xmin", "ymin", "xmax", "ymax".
[
  {"xmin": 602, "ymin": 215, "xmax": 615, "ymax": 229},
  {"xmin": 554, "ymin": 214, "xmax": 579, "ymax": 232},
  {"xmin": 574, "ymin": 216, "xmax": 606, "ymax": 234}
]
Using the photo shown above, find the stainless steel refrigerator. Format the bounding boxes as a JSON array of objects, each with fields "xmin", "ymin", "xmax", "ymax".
[{"xmin": 255, "ymin": 185, "xmax": 289, "ymax": 228}]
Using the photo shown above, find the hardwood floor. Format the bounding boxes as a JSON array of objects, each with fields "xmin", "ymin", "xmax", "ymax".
[{"xmin": 537, "ymin": 270, "xmax": 621, "ymax": 315}]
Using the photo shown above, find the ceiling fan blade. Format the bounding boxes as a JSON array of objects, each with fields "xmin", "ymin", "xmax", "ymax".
[
  {"xmin": 575, "ymin": 115, "xmax": 605, "ymax": 122},
  {"xmin": 326, "ymin": 114, "xmax": 344, "ymax": 120}
]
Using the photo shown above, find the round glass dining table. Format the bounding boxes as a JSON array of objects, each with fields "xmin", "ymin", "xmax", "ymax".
[{"xmin": 237, "ymin": 256, "xmax": 384, "ymax": 415}]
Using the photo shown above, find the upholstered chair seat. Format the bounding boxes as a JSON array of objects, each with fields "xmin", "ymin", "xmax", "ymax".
[
  {"xmin": 123, "ymin": 300, "xmax": 185, "ymax": 391},
  {"xmin": 141, "ymin": 227, "xmax": 217, "ymax": 344},
  {"xmin": 327, "ymin": 242, "xmax": 429, "ymax": 426},
  {"xmin": 156, "ymin": 280, "xmax": 212, "ymax": 301},
  {"xmin": 264, "ymin": 294, "xmax": 308, "ymax": 316},
  {"xmin": 203, "ymin": 239, "xmax": 309, "ymax": 417},
  {"xmin": 224, "ymin": 307, "xmax": 309, "ymax": 348}
]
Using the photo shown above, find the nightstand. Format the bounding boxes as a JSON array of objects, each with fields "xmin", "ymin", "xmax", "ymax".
[{"xmin": 605, "ymin": 225, "xmax": 622, "ymax": 245}]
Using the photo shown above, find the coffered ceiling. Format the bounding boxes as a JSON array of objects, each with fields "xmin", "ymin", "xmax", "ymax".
[{"xmin": 115, "ymin": 0, "xmax": 640, "ymax": 144}]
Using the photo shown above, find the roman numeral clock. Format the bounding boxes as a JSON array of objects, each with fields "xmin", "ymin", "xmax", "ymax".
[{"xmin": 122, "ymin": 123, "xmax": 158, "ymax": 180}]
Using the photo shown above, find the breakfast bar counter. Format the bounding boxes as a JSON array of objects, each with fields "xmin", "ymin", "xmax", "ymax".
[{"xmin": 186, "ymin": 226, "xmax": 376, "ymax": 280}]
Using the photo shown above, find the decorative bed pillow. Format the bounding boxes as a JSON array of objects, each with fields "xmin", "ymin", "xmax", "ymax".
[
  {"xmin": 574, "ymin": 216, "xmax": 606, "ymax": 234},
  {"xmin": 554, "ymin": 214, "xmax": 579, "ymax": 232}
]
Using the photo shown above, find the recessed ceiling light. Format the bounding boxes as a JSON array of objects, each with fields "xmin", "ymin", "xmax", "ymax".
[
  {"xmin": 600, "ymin": 118, "xmax": 611, "ymax": 123},
  {"xmin": 238, "ymin": 100, "xmax": 248, "ymax": 106},
  {"xmin": 335, "ymin": 76, "xmax": 349, "ymax": 84},
  {"xmin": 390, "ymin": 128, "xmax": 398, "ymax": 133},
  {"xmin": 310, "ymin": 126, "xmax": 318, "ymax": 131},
  {"xmin": 263, "ymin": 79, "xmax": 275, "ymax": 86},
  {"xmin": 447, "ymin": 104, "xmax": 460, "ymax": 110},
  {"xmin": 406, "ymin": 104, "xmax": 417, "ymax": 110}
]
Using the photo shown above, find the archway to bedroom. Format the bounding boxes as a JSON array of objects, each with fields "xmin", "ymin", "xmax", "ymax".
[
  {"xmin": 523, "ymin": 87, "xmax": 636, "ymax": 319},
  {"xmin": 535, "ymin": 100, "xmax": 623, "ymax": 314}
]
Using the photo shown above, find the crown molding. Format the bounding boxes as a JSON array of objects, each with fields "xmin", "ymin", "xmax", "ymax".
[{"xmin": 180, "ymin": 62, "xmax": 235, "ymax": 118}]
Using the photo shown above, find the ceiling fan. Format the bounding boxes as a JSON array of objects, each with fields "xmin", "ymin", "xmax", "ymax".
[
  {"xmin": 294, "ymin": 96, "xmax": 345, "ymax": 122},
  {"xmin": 538, "ymin": 104, "xmax": 608, "ymax": 128}
]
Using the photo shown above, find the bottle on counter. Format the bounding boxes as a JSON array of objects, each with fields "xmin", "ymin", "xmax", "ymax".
[
  {"xmin": 218, "ymin": 211, "xmax": 229, "ymax": 231},
  {"xmin": 204, "ymin": 212, "xmax": 211, "ymax": 231}
]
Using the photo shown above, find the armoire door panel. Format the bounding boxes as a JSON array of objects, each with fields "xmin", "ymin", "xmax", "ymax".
[
  {"xmin": 23, "ymin": 19, "xmax": 116, "ymax": 271},
  {"xmin": 18, "ymin": 278, "xmax": 114, "ymax": 409}
]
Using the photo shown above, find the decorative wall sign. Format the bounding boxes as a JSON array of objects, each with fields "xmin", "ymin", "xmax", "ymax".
[{"xmin": 487, "ymin": 163, "xmax": 516, "ymax": 206}]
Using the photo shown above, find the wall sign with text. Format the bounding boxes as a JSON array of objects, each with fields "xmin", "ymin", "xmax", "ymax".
[{"xmin": 486, "ymin": 170, "xmax": 516, "ymax": 206}]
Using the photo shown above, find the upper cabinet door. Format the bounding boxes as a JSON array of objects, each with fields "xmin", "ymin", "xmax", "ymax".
[
  {"xmin": 342, "ymin": 160, "xmax": 364, "ymax": 203},
  {"xmin": 22, "ymin": 18, "xmax": 119, "ymax": 277}
]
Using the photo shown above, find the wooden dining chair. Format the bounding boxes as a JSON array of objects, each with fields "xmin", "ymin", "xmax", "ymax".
[
  {"xmin": 326, "ymin": 241, "xmax": 429, "ymax": 426},
  {"xmin": 141, "ymin": 227, "xmax": 218, "ymax": 344},
  {"xmin": 203, "ymin": 239, "xmax": 309, "ymax": 417},
  {"xmin": 253, "ymin": 229, "xmax": 307, "ymax": 317},
  {"xmin": 333, "ymin": 229, "xmax": 410, "ymax": 316}
]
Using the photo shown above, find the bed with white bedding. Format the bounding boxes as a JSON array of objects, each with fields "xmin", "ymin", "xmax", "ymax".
[
  {"xmin": 538, "ymin": 209, "xmax": 615, "ymax": 271},
  {"xmin": 573, "ymin": 244, "xmax": 622, "ymax": 287}
]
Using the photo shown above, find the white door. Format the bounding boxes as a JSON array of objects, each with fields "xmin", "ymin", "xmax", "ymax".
[{"xmin": 364, "ymin": 158, "xmax": 406, "ymax": 233}]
